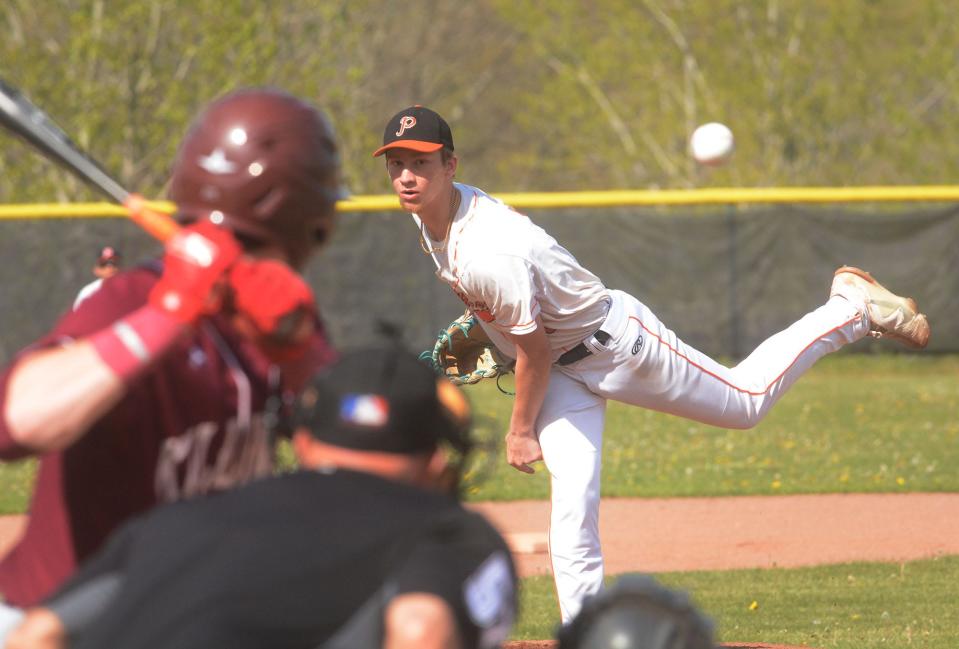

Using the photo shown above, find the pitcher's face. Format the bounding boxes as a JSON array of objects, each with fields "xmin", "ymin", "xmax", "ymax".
[{"xmin": 385, "ymin": 148, "xmax": 456, "ymax": 214}]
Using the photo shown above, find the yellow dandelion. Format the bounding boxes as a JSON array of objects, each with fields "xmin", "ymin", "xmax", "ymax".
[
  {"xmin": 749, "ymin": 600, "xmax": 759, "ymax": 611},
  {"xmin": 896, "ymin": 477, "xmax": 906, "ymax": 486}
]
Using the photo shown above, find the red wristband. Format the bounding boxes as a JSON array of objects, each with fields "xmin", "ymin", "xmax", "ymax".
[{"xmin": 89, "ymin": 305, "xmax": 185, "ymax": 380}]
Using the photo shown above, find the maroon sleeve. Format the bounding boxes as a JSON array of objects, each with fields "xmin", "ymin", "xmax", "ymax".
[{"xmin": 0, "ymin": 266, "xmax": 159, "ymax": 459}]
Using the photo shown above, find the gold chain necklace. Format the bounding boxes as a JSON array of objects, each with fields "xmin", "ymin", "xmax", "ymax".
[{"xmin": 418, "ymin": 189, "xmax": 461, "ymax": 255}]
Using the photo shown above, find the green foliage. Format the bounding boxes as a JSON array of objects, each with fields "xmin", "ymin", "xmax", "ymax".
[
  {"xmin": 493, "ymin": 0, "xmax": 959, "ymax": 190},
  {"xmin": 0, "ymin": 460, "xmax": 35, "ymax": 514},
  {"xmin": 515, "ymin": 556, "xmax": 959, "ymax": 648},
  {"xmin": 4, "ymin": 1, "xmax": 959, "ymax": 201}
]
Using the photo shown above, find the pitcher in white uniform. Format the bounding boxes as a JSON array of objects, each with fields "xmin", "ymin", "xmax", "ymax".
[{"xmin": 373, "ymin": 106, "xmax": 931, "ymax": 623}]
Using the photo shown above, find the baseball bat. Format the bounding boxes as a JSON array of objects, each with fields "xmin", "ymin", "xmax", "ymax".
[{"xmin": 0, "ymin": 77, "xmax": 178, "ymax": 242}]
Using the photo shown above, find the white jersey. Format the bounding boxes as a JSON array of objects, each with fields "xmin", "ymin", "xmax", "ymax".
[
  {"xmin": 73, "ymin": 278, "xmax": 104, "ymax": 311},
  {"xmin": 413, "ymin": 183, "xmax": 609, "ymax": 361}
]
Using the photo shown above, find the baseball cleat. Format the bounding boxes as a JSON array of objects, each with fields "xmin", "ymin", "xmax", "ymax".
[{"xmin": 830, "ymin": 266, "xmax": 930, "ymax": 349}]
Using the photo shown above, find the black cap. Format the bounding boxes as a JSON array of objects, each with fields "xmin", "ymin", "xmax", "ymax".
[
  {"xmin": 372, "ymin": 105, "xmax": 454, "ymax": 157},
  {"xmin": 557, "ymin": 575, "xmax": 716, "ymax": 649},
  {"xmin": 292, "ymin": 346, "xmax": 471, "ymax": 454}
]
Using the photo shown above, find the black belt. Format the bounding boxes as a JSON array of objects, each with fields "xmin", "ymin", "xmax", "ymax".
[{"xmin": 557, "ymin": 329, "xmax": 611, "ymax": 366}]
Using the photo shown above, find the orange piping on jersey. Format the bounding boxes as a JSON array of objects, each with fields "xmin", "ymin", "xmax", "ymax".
[
  {"xmin": 630, "ymin": 313, "xmax": 862, "ymax": 396},
  {"xmin": 452, "ymin": 195, "xmax": 546, "ymax": 331}
]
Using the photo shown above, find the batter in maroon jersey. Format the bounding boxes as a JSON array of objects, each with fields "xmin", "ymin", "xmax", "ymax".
[
  {"xmin": 0, "ymin": 88, "xmax": 344, "ymax": 618},
  {"xmin": 7, "ymin": 347, "xmax": 518, "ymax": 649}
]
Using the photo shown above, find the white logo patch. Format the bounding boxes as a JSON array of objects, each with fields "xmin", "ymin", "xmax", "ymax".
[
  {"xmin": 463, "ymin": 551, "xmax": 515, "ymax": 648},
  {"xmin": 395, "ymin": 115, "xmax": 416, "ymax": 137},
  {"xmin": 198, "ymin": 148, "xmax": 238, "ymax": 174},
  {"xmin": 175, "ymin": 232, "xmax": 216, "ymax": 267},
  {"xmin": 340, "ymin": 394, "xmax": 389, "ymax": 427}
]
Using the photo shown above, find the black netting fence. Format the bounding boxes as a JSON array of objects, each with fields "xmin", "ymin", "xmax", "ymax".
[{"xmin": 1, "ymin": 203, "xmax": 956, "ymax": 366}]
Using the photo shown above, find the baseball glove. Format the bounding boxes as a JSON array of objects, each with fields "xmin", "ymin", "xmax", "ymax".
[{"xmin": 421, "ymin": 311, "xmax": 514, "ymax": 386}]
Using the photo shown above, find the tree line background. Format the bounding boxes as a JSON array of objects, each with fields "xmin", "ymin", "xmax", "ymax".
[
  {"xmin": 1, "ymin": 0, "xmax": 957, "ymax": 362},
  {"xmin": 2, "ymin": 0, "xmax": 957, "ymax": 201}
]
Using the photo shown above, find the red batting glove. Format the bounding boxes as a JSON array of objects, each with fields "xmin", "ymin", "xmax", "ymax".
[
  {"xmin": 149, "ymin": 221, "xmax": 242, "ymax": 323},
  {"xmin": 229, "ymin": 258, "xmax": 316, "ymax": 361}
]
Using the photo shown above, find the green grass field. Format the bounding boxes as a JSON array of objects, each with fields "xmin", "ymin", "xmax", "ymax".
[
  {"xmin": 460, "ymin": 353, "xmax": 959, "ymax": 501},
  {"xmin": 1, "ymin": 353, "xmax": 956, "ymax": 645},
  {"xmin": 516, "ymin": 556, "xmax": 959, "ymax": 648},
  {"xmin": 0, "ymin": 459, "xmax": 34, "ymax": 514},
  {"xmin": 3, "ymin": 354, "xmax": 953, "ymax": 510}
]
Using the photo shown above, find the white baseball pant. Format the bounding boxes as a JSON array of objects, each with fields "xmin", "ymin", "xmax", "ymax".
[{"xmin": 537, "ymin": 289, "xmax": 869, "ymax": 622}]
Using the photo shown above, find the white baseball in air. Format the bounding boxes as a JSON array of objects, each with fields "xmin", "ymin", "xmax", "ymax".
[{"xmin": 690, "ymin": 122, "xmax": 734, "ymax": 166}]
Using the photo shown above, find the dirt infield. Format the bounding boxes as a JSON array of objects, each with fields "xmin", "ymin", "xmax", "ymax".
[
  {"xmin": 479, "ymin": 493, "xmax": 959, "ymax": 649},
  {"xmin": 469, "ymin": 492, "xmax": 959, "ymax": 578},
  {"xmin": 5, "ymin": 493, "xmax": 953, "ymax": 573}
]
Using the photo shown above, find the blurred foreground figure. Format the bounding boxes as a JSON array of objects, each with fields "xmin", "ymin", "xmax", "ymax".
[
  {"xmin": 558, "ymin": 574, "xmax": 715, "ymax": 649},
  {"xmin": 8, "ymin": 346, "xmax": 516, "ymax": 649},
  {"xmin": 0, "ymin": 88, "xmax": 343, "ymax": 637}
]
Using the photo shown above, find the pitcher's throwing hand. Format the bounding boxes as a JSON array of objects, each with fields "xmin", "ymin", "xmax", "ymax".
[{"xmin": 506, "ymin": 432, "xmax": 543, "ymax": 474}]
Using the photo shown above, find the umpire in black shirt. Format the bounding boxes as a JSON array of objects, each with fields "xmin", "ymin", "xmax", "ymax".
[{"xmin": 8, "ymin": 346, "xmax": 518, "ymax": 649}]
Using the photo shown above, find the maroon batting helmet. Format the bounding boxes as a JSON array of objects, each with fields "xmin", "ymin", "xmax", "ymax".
[{"xmin": 168, "ymin": 88, "xmax": 346, "ymax": 269}]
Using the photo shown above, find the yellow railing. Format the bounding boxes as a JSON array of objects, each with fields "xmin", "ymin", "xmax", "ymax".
[{"xmin": 2, "ymin": 186, "xmax": 959, "ymax": 219}]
